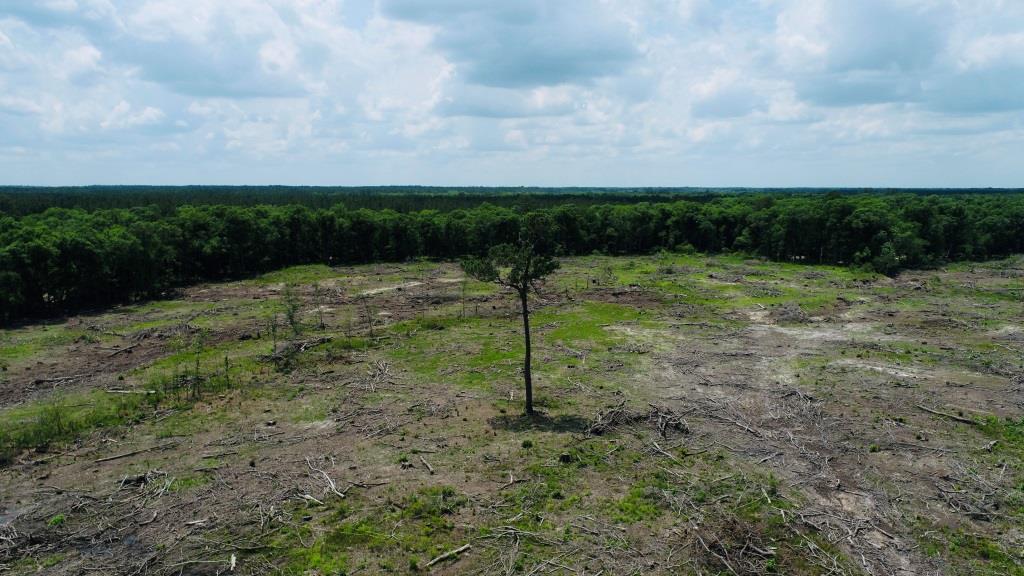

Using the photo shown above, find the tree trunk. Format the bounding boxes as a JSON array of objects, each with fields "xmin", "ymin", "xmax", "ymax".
[{"xmin": 519, "ymin": 289, "xmax": 533, "ymax": 415}]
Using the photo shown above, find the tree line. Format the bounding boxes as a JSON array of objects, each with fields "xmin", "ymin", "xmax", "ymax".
[
  {"xmin": 0, "ymin": 186, "xmax": 713, "ymax": 216},
  {"xmin": 2, "ymin": 192, "xmax": 1023, "ymax": 324},
  {"xmin": 2, "ymin": 185, "xmax": 1018, "ymax": 217}
]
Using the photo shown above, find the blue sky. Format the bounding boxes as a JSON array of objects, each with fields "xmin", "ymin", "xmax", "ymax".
[{"xmin": 0, "ymin": 0, "xmax": 1022, "ymax": 187}]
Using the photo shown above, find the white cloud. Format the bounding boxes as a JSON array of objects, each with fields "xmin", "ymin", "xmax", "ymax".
[
  {"xmin": 959, "ymin": 33, "xmax": 1024, "ymax": 69},
  {"xmin": 0, "ymin": 0, "xmax": 1021, "ymax": 186},
  {"xmin": 60, "ymin": 44, "xmax": 101, "ymax": 78},
  {"xmin": 100, "ymin": 100, "xmax": 164, "ymax": 129},
  {"xmin": 0, "ymin": 95, "xmax": 44, "ymax": 115}
]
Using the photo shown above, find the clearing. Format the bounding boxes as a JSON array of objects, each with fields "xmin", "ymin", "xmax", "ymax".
[{"xmin": 1, "ymin": 254, "xmax": 1022, "ymax": 575}]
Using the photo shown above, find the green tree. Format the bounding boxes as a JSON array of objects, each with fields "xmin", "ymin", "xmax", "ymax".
[{"xmin": 461, "ymin": 241, "xmax": 559, "ymax": 415}]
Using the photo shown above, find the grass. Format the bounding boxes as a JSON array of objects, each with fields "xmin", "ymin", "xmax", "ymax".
[
  {"xmin": 169, "ymin": 474, "xmax": 211, "ymax": 492},
  {"xmin": 0, "ymin": 326, "xmax": 98, "ymax": 366},
  {"xmin": 324, "ymin": 336, "xmax": 373, "ymax": 353},
  {"xmin": 276, "ymin": 486, "xmax": 469, "ymax": 574},
  {"xmin": 247, "ymin": 264, "xmax": 339, "ymax": 286},
  {"xmin": 0, "ymin": 391, "xmax": 152, "ymax": 464},
  {"xmin": 918, "ymin": 526, "xmax": 1024, "ymax": 575},
  {"xmin": 189, "ymin": 298, "xmax": 284, "ymax": 330},
  {"xmin": 117, "ymin": 301, "xmax": 218, "ymax": 332},
  {"xmin": 286, "ymin": 399, "xmax": 330, "ymax": 423},
  {"xmin": 386, "ymin": 316, "xmax": 522, "ymax": 389},
  {"xmin": 0, "ymin": 336, "xmax": 261, "ymax": 463},
  {"xmin": 151, "ymin": 405, "xmax": 235, "ymax": 438},
  {"xmin": 563, "ymin": 254, "xmax": 865, "ymax": 322},
  {"xmin": 979, "ymin": 416, "xmax": 1024, "ymax": 492},
  {"xmin": 132, "ymin": 335, "xmax": 265, "ymax": 384},
  {"xmin": 612, "ymin": 483, "xmax": 665, "ymax": 522},
  {"xmin": 384, "ymin": 301, "xmax": 660, "ymax": 396},
  {"xmin": 555, "ymin": 252, "xmax": 876, "ymax": 307},
  {"xmin": 534, "ymin": 301, "xmax": 651, "ymax": 345},
  {"xmin": 9, "ymin": 553, "xmax": 65, "ymax": 572}
]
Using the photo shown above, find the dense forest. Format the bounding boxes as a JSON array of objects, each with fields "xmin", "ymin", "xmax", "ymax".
[
  {"xmin": 1, "ymin": 186, "xmax": 1018, "ymax": 216},
  {"xmin": 2, "ymin": 191, "xmax": 1023, "ymax": 324},
  {"xmin": 0, "ymin": 186, "xmax": 698, "ymax": 216}
]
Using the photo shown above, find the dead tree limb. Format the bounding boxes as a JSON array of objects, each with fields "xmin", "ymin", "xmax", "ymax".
[
  {"xmin": 419, "ymin": 455, "xmax": 435, "ymax": 474},
  {"xmin": 916, "ymin": 404, "xmax": 979, "ymax": 425},
  {"xmin": 94, "ymin": 441, "xmax": 177, "ymax": 463},
  {"xmin": 306, "ymin": 457, "xmax": 346, "ymax": 498},
  {"xmin": 425, "ymin": 543, "xmax": 471, "ymax": 568},
  {"xmin": 107, "ymin": 344, "xmax": 140, "ymax": 357}
]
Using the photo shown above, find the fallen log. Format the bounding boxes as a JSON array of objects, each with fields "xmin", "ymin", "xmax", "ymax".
[
  {"xmin": 107, "ymin": 343, "xmax": 140, "ymax": 357},
  {"xmin": 917, "ymin": 404, "xmax": 979, "ymax": 426}
]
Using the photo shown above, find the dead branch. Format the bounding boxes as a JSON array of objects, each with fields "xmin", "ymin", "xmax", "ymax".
[
  {"xmin": 916, "ymin": 404, "xmax": 978, "ymax": 425},
  {"xmin": 362, "ymin": 360, "xmax": 394, "ymax": 391},
  {"xmin": 107, "ymin": 343, "xmax": 140, "ymax": 357},
  {"xmin": 588, "ymin": 401, "xmax": 689, "ymax": 436},
  {"xmin": 305, "ymin": 457, "xmax": 347, "ymax": 499},
  {"xmin": 419, "ymin": 455, "xmax": 435, "ymax": 474},
  {"xmin": 95, "ymin": 441, "xmax": 177, "ymax": 463},
  {"xmin": 651, "ymin": 441, "xmax": 683, "ymax": 465},
  {"xmin": 32, "ymin": 374, "xmax": 88, "ymax": 385},
  {"xmin": 425, "ymin": 543, "xmax": 471, "ymax": 568}
]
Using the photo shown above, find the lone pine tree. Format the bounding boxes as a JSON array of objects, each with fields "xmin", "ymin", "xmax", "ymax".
[{"xmin": 462, "ymin": 241, "xmax": 559, "ymax": 415}]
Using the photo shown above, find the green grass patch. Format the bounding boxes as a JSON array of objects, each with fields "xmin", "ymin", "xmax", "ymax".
[
  {"xmin": 612, "ymin": 483, "xmax": 666, "ymax": 523},
  {"xmin": 980, "ymin": 416, "xmax": 1024, "ymax": 463},
  {"xmin": 0, "ymin": 391, "xmax": 152, "ymax": 465},
  {"xmin": 169, "ymin": 474, "xmax": 211, "ymax": 492},
  {"xmin": 133, "ymin": 335, "xmax": 265, "ymax": 383},
  {"xmin": 918, "ymin": 526, "xmax": 1024, "ymax": 575},
  {"xmin": 117, "ymin": 301, "xmax": 218, "ymax": 332},
  {"xmin": 1, "ymin": 338, "xmax": 262, "ymax": 464},
  {"xmin": 150, "ymin": 400, "xmax": 238, "ymax": 438},
  {"xmin": 387, "ymin": 316, "xmax": 522, "ymax": 389},
  {"xmin": 287, "ymin": 400, "xmax": 329, "ymax": 423},
  {"xmin": 9, "ymin": 553, "xmax": 65, "ymax": 573},
  {"xmin": 391, "ymin": 315, "xmax": 465, "ymax": 334},
  {"xmin": 535, "ymin": 302, "xmax": 649, "ymax": 345},
  {"xmin": 0, "ymin": 326, "xmax": 97, "ymax": 365},
  {"xmin": 248, "ymin": 264, "xmax": 339, "ymax": 286},
  {"xmin": 274, "ymin": 485, "xmax": 468, "ymax": 574}
]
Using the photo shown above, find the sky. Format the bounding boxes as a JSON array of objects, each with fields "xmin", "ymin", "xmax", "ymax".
[{"xmin": 0, "ymin": 0, "xmax": 1022, "ymax": 187}]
